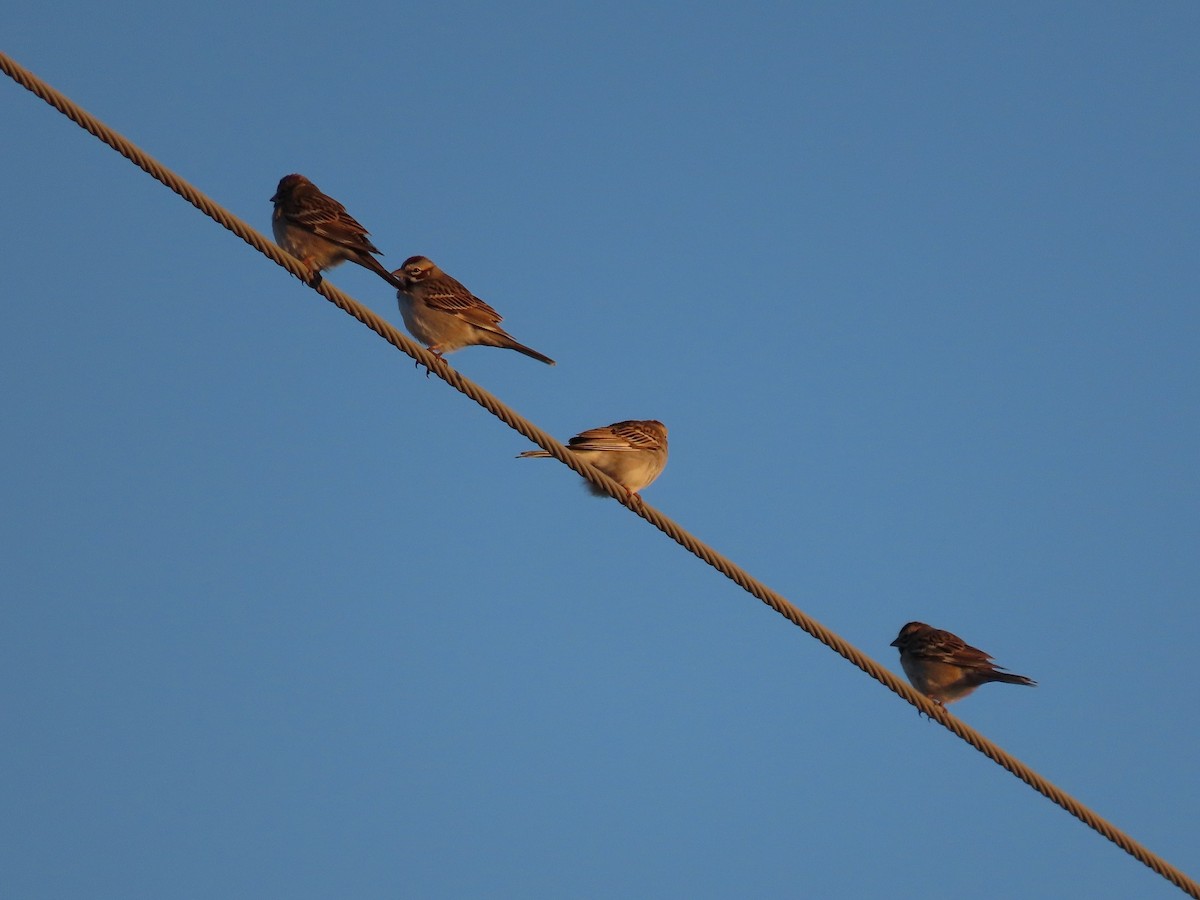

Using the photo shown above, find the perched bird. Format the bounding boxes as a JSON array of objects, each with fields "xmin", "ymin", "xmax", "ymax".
[
  {"xmin": 890, "ymin": 621, "xmax": 1036, "ymax": 706},
  {"xmin": 270, "ymin": 174, "xmax": 402, "ymax": 288},
  {"xmin": 391, "ymin": 256, "xmax": 555, "ymax": 365},
  {"xmin": 518, "ymin": 420, "xmax": 668, "ymax": 498}
]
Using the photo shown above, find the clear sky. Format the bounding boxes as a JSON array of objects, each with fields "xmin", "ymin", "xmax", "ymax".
[{"xmin": 4, "ymin": 3, "xmax": 1198, "ymax": 898}]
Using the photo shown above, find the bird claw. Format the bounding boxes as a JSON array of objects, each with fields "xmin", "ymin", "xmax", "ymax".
[
  {"xmin": 414, "ymin": 348, "xmax": 445, "ymax": 378},
  {"xmin": 301, "ymin": 264, "xmax": 324, "ymax": 288}
]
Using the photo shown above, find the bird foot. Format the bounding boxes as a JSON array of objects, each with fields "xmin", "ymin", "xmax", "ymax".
[{"xmin": 415, "ymin": 349, "xmax": 446, "ymax": 379}]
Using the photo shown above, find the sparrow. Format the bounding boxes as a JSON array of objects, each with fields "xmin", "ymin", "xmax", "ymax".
[
  {"xmin": 391, "ymin": 256, "xmax": 555, "ymax": 365},
  {"xmin": 270, "ymin": 174, "xmax": 402, "ymax": 289},
  {"xmin": 518, "ymin": 420, "xmax": 668, "ymax": 498},
  {"xmin": 890, "ymin": 621, "xmax": 1036, "ymax": 705}
]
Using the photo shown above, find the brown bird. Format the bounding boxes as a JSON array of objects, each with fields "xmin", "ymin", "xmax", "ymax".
[
  {"xmin": 518, "ymin": 420, "xmax": 668, "ymax": 498},
  {"xmin": 392, "ymin": 255, "xmax": 555, "ymax": 365},
  {"xmin": 270, "ymin": 174, "xmax": 402, "ymax": 289},
  {"xmin": 890, "ymin": 621, "xmax": 1036, "ymax": 705}
]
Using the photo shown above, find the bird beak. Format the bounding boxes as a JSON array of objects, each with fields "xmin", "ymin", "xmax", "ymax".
[
  {"xmin": 889, "ymin": 639, "xmax": 900, "ymax": 647},
  {"xmin": 270, "ymin": 192, "xmax": 280, "ymax": 202}
]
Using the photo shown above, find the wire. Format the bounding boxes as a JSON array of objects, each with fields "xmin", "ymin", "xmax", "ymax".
[{"xmin": 4, "ymin": 50, "xmax": 1197, "ymax": 899}]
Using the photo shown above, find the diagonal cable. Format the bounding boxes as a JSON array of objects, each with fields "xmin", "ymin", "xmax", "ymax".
[{"xmin": 4, "ymin": 51, "xmax": 1196, "ymax": 899}]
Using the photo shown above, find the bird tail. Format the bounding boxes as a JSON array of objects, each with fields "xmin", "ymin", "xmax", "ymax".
[
  {"xmin": 503, "ymin": 338, "xmax": 556, "ymax": 366},
  {"xmin": 989, "ymin": 671, "xmax": 1037, "ymax": 687},
  {"xmin": 514, "ymin": 451, "xmax": 609, "ymax": 498},
  {"xmin": 358, "ymin": 254, "xmax": 408, "ymax": 291}
]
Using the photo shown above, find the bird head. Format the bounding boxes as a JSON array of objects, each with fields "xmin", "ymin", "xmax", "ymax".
[
  {"xmin": 271, "ymin": 173, "xmax": 311, "ymax": 203},
  {"xmin": 393, "ymin": 255, "xmax": 438, "ymax": 287}
]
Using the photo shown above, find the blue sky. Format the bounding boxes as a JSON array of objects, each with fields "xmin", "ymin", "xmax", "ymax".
[{"xmin": 4, "ymin": 3, "xmax": 1198, "ymax": 898}]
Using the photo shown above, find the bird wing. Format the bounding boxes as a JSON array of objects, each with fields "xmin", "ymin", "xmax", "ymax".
[
  {"xmin": 917, "ymin": 629, "xmax": 996, "ymax": 668},
  {"xmin": 568, "ymin": 421, "xmax": 665, "ymax": 453},
  {"xmin": 287, "ymin": 192, "xmax": 382, "ymax": 256},
  {"xmin": 422, "ymin": 280, "xmax": 505, "ymax": 329}
]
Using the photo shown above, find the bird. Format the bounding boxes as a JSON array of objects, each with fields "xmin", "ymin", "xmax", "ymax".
[
  {"xmin": 890, "ymin": 621, "xmax": 1036, "ymax": 706},
  {"xmin": 391, "ymin": 256, "xmax": 555, "ymax": 365},
  {"xmin": 518, "ymin": 420, "xmax": 668, "ymax": 498},
  {"xmin": 270, "ymin": 174, "xmax": 402, "ymax": 289}
]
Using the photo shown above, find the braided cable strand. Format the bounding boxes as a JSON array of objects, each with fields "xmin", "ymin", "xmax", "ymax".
[{"xmin": 4, "ymin": 51, "xmax": 1197, "ymax": 899}]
